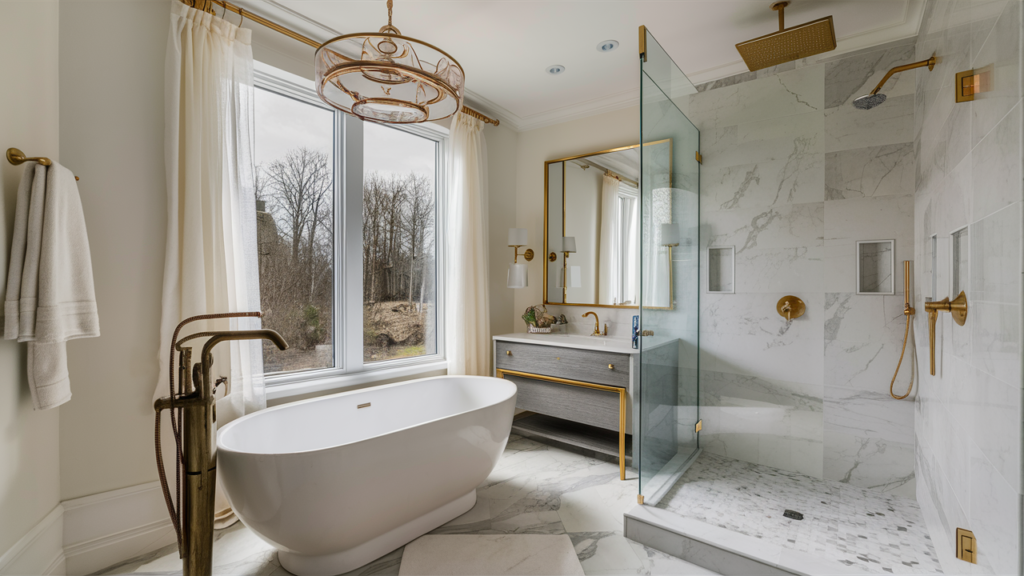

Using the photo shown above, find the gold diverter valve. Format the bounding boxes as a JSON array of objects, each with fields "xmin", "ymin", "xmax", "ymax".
[{"xmin": 924, "ymin": 291, "xmax": 968, "ymax": 376}]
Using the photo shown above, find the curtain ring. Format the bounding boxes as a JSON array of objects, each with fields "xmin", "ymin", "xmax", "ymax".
[{"xmin": 238, "ymin": 7, "xmax": 245, "ymax": 27}]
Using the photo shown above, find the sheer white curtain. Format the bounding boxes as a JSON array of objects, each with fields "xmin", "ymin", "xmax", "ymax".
[
  {"xmin": 621, "ymin": 196, "xmax": 638, "ymax": 304},
  {"xmin": 446, "ymin": 112, "xmax": 491, "ymax": 376},
  {"xmin": 597, "ymin": 174, "xmax": 618, "ymax": 304},
  {"xmin": 158, "ymin": 2, "xmax": 262, "ymax": 522}
]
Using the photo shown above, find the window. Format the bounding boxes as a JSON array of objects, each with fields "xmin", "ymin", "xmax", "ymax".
[
  {"xmin": 362, "ymin": 123, "xmax": 439, "ymax": 363},
  {"xmin": 253, "ymin": 63, "xmax": 445, "ymax": 383}
]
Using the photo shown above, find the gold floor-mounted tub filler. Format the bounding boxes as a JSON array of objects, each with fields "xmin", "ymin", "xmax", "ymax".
[{"xmin": 153, "ymin": 312, "xmax": 288, "ymax": 576}]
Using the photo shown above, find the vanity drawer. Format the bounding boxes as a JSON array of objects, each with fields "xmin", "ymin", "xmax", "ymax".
[
  {"xmin": 495, "ymin": 341, "xmax": 629, "ymax": 387},
  {"xmin": 502, "ymin": 374, "xmax": 621, "ymax": 432}
]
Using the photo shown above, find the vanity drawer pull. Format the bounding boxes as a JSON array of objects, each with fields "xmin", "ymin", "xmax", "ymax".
[
  {"xmin": 506, "ymin": 350, "xmax": 512, "ymax": 356},
  {"xmin": 608, "ymin": 364, "xmax": 615, "ymax": 370}
]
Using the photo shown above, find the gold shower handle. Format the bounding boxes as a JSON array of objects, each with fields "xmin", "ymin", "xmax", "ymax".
[
  {"xmin": 776, "ymin": 295, "xmax": 805, "ymax": 321},
  {"xmin": 923, "ymin": 291, "xmax": 968, "ymax": 375}
]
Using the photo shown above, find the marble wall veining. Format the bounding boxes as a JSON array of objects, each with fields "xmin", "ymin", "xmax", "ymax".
[
  {"xmin": 913, "ymin": 1, "xmax": 1023, "ymax": 575},
  {"xmin": 684, "ymin": 38, "xmax": 921, "ymax": 497}
]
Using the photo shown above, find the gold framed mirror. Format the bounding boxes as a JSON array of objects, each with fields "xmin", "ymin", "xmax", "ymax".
[{"xmin": 543, "ymin": 140, "xmax": 673, "ymax": 309}]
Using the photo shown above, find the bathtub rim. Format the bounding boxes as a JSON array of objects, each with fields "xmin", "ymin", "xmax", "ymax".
[{"xmin": 216, "ymin": 374, "xmax": 517, "ymax": 457}]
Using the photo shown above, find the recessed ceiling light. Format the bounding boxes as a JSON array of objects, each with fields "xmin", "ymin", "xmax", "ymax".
[
  {"xmin": 546, "ymin": 65, "xmax": 566, "ymax": 75},
  {"xmin": 597, "ymin": 40, "xmax": 619, "ymax": 53}
]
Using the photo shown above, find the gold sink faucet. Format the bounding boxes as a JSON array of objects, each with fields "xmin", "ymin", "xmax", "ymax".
[{"xmin": 582, "ymin": 311, "xmax": 607, "ymax": 336}]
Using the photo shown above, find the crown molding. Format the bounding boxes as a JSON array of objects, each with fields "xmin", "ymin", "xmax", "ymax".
[{"xmin": 238, "ymin": 0, "xmax": 925, "ymax": 133}]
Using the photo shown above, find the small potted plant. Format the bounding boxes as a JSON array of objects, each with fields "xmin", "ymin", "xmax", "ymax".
[{"xmin": 522, "ymin": 305, "xmax": 557, "ymax": 333}]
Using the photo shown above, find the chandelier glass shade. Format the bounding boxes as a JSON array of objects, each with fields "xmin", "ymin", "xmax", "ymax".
[{"xmin": 315, "ymin": 0, "xmax": 465, "ymax": 124}]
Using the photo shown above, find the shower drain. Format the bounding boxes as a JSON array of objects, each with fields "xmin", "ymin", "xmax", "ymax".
[{"xmin": 783, "ymin": 509, "xmax": 804, "ymax": 521}]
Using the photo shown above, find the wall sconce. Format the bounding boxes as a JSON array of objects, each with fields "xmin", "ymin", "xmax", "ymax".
[
  {"xmin": 559, "ymin": 236, "xmax": 576, "ymax": 300},
  {"xmin": 660, "ymin": 223, "xmax": 680, "ymax": 248},
  {"xmin": 507, "ymin": 228, "xmax": 533, "ymax": 289}
]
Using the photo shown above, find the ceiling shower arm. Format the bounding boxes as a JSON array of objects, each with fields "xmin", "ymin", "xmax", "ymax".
[
  {"xmin": 773, "ymin": 1, "xmax": 787, "ymax": 31},
  {"xmin": 869, "ymin": 55, "xmax": 937, "ymax": 95}
]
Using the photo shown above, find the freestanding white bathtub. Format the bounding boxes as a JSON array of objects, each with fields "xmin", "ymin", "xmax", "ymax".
[{"xmin": 217, "ymin": 375, "xmax": 517, "ymax": 576}]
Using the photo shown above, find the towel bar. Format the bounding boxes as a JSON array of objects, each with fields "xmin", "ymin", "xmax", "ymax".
[{"xmin": 6, "ymin": 148, "xmax": 80, "ymax": 181}]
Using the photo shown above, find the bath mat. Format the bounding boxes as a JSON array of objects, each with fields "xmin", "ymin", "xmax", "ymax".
[{"xmin": 398, "ymin": 534, "xmax": 584, "ymax": 575}]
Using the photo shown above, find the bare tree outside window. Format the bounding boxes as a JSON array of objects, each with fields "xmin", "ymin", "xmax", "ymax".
[
  {"xmin": 362, "ymin": 123, "xmax": 438, "ymax": 363},
  {"xmin": 254, "ymin": 88, "xmax": 335, "ymax": 374}
]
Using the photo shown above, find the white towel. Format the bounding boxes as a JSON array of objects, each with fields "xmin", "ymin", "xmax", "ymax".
[
  {"xmin": 2, "ymin": 162, "xmax": 99, "ymax": 410},
  {"xmin": 3, "ymin": 164, "xmax": 45, "ymax": 340}
]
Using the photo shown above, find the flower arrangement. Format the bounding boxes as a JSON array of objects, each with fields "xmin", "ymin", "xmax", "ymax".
[{"xmin": 521, "ymin": 304, "xmax": 557, "ymax": 333}]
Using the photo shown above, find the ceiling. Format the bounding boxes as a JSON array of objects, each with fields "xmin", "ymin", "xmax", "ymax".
[{"xmin": 244, "ymin": 0, "xmax": 925, "ymax": 131}]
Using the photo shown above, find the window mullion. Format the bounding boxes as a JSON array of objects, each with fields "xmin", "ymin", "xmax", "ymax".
[{"xmin": 342, "ymin": 115, "xmax": 365, "ymax": 373}]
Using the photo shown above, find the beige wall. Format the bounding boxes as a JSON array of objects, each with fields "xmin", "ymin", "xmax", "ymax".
[
  {"xmin": 0, "ymin": 0, "xmax": 63, "ymax": 554},
  {"xmin": 57, "ymin": 0, "xmax": 169, "ymax": 501},
  {"xmin": 486, "ymin": 123, "xmax": 519, "ymax": 337}
]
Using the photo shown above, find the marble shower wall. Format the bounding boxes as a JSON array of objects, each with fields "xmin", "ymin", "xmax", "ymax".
[
  {"xmin": 913, "ymin": 2, "xmax": 1023, "ymax": 575},
  {"xmin": 686, "ymin": 39, "xmax": 920, "ymax": 497}
]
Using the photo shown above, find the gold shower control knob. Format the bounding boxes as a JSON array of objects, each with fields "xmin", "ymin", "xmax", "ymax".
[{"xmin": 777, "ymin": 296, "xmax": 805, "ymax": 321}]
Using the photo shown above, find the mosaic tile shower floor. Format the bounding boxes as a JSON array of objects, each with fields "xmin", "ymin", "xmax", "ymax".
[{"xmin": 656, "ymin": 452, "xmax": 943, "ymax": 574}]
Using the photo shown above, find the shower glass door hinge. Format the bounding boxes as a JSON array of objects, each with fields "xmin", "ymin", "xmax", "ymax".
[
  {"xmin": 695, "ymin": 151, "xmax": 703, "ymax": 164},
  {"xmin": 956, "ymin": 528, "xmax": 977, "ymax": 563},
  {"xmin": 637, "ymin": 494, "xmax": 645, "ymax": 505},
  {"xmin": 695, "ymin": 420, "xmax": 703, "ymax": 433}
]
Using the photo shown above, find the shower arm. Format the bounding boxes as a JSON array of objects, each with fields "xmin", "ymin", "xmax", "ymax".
[{"xmin": 869, "ymin": 56, "xmax": 937, "ymax": 95}]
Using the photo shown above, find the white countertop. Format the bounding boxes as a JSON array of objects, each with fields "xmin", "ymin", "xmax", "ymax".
[{"xmin": 492, "ymin": 332, "xmax": 677, "ymax": 355}]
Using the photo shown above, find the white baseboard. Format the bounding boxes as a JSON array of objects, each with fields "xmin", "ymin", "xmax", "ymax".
[
  {"xmin": 62, "ymin": 481, "xmax": 175, "ymax": 576},
  {"xmin": 0, "ymin": 505, "xmax": 66, "ymax": 576}
]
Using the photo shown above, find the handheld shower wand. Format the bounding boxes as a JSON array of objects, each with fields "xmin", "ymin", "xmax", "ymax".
[
  {"xmin": 890, "ymin": 261, "xmax": 916, "ymax": 400},
  {"xmin": 154, "ymin": 312, "xmax": 288, "ymax": 576}
]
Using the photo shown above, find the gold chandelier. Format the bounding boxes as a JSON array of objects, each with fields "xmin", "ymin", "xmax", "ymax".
[{"xmin": 315, "ymin": 0, "xmax": 465, "ymax": 124}]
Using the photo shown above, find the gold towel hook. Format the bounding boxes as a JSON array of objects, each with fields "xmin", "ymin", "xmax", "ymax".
[{"xmin": 6, "ymin": 148, "xmax": 80, "ymax": 181}]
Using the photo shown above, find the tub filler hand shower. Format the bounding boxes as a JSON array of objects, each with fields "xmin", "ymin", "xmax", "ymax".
[
  {"xmin": 890, "ymin": 261, "xmax": 917, "ymax": 399},
  {"xmin": 153, "ymin": 312, "xmax": 288, "ymax": 576}
]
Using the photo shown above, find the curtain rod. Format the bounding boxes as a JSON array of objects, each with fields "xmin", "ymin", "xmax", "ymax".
[{"xmin": 185, "ymin": 0, "xmax": 500, "ymax": 127}]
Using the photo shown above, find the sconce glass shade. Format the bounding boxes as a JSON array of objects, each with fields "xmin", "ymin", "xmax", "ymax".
[
  {"xmin": 561, "ymin": 236, "xmax": 577, "ymax": 253},
  {"xmin": 557, "ymin": 266, "xmax": 582, "ymax": 288},
  {"xmin": 314, "ymin": 1, "xmax": 465, "ymax": 124},
  {"xmin": 508, "ymin": 228, "xmax": 528, "ymax": 246},
  {"xmin": 507, "ymin": 263, "xmax": 528, "ymax": 289},
  {"xmin": 660, "ymin": 223, "xmax": 680, "ymax": 246}
]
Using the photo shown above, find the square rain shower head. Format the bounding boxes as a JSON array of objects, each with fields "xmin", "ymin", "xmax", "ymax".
[{"xmin": 736, "ymin": 13, "xmax": 836, "ymax": 72}]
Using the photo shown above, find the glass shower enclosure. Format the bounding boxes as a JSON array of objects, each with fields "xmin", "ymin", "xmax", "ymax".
[{"xmin": 637, "ymin": 26, "xmax": 701, "ymax": 504}]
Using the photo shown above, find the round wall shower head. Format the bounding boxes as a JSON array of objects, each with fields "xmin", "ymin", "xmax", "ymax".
[{"xmin": 853, "ymin": 93, "xmax": 887, "ymax": 110}]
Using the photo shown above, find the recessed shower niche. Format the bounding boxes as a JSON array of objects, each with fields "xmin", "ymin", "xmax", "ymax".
[
  {"xmin": 951, "ymin": 227, "xmax": 968, "ymax": 295},
  {"xmin": 856, "ymin": 240, "xmax": 895, "ymax": 295},
  {"xmin": 706, "ymin": 246, "xmax": 734, "ymax": 294}
]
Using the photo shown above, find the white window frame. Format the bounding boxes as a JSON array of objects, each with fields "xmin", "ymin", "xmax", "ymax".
[{"xmin": 253, "ymin": 67, "xmax": 448, "ymax": 397}]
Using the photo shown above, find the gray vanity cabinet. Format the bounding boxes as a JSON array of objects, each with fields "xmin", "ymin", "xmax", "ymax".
[{"xmin": 492, "ymin": 336, "xmax": 637, "ymax": 481}]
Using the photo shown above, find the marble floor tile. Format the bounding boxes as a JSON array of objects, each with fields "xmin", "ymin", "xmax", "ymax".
[
  {"xmin": 398, "ymin": 535, "xmax": 583, "ymax": 575},
  {"xmin": 656, "ymin": 452, "xmax": 943, "ymax": 574},
  {"xmin": 94, "ymin": 435, "xmax": 716, "ymax": 576}
]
